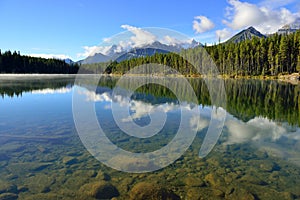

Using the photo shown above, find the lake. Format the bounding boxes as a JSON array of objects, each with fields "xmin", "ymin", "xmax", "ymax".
[{"xmin": 0, "ymin": 75, "xmax": 300, "ymax": 200}]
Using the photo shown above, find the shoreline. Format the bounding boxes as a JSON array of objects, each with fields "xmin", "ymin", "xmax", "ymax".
[{"xmin": 0, "ymin": 73, "xmax": 299, "ymax": 84}]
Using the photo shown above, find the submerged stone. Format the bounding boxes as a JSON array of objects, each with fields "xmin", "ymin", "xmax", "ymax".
[
  {"xmin": 204, "ymin": 173, "xmax": 224, "ymax": 187},
  {"xmin": 226, "ymin": 188, "xmax": 256, "ymax": 200},
  {"xmin": 129, "ymin": 182, "xmax": 180, "ymax": 200},
  {"xmin": 95, "ymin": 171, "xmax": 111, "ymax": 181},
  {"xmin": 62, "ymin": 156, "xmax": 78, "ymax": 165},
  {"xmin": 0, "ymin": 193, "xmax": 18, "ymax": 200},
  {"xmin": 184, "ymin": 177, "xmax": 205, "ymax": 187},
  {"xmin": 0, "ymin": 181, "xmax": 18, "ymax": 194},
  {"xmin": 239, "ymin": 174, "xmax": 268, "ymax": 185},
  {"xmin": 79, "ymin": 181, "xmax": 119, "ymax": 199}
]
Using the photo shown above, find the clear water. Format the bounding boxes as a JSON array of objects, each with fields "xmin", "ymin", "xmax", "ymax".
[{"xmin": 0, "ymin": 75, "xmax": 300, "ymax": 200}]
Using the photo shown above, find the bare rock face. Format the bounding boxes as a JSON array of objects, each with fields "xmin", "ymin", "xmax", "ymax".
[{"xmin": 129, "ymin": 182, "xmax": 180, "ymax": 200}]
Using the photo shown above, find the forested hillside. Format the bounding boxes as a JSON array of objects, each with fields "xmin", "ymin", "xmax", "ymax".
[
  {"xmin": 82, "ymin": 31, "xmax": 300, "ymax": 76},
  {"xmin": 0, "ymin": 50, "xmax": 79, "ymax": 74},
  {"xmin": 206, "ymin": 31, "xmax": 300, "ymax": 76}
]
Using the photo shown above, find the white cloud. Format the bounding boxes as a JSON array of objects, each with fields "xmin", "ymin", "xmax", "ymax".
[
  {"xmin": 29, "ymin": 53, "xmax": 71, "ymax": 60},
  {"xmin": 216, "ymin": 28, "xmax": 233, "ymax": 42},
  {"xmin": 162, "ymin": 35, "xmax": 182, "ymax": 46},
  {"xmin": 76, "ymin": 45, "xmax": 112, "ymax": 58},
  {"xmin": 160, "ymin": 35, "xmax": 195, "ymax": 47},
  {"xmin": 224, "ymin": 0, "xmax": 300, "ymax": 34},
  {"xmin": 77, "ymin": 25, "xmax": 158, "ymax": 58},
  {"xmin": 193, "ymin": 16, "xmax": 215, "ymax": 34},
  {"xmin": 121, "ymin": 24, "xmax": 157, "ymax": 47}
]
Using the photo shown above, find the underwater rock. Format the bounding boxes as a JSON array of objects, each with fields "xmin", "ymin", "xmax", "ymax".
[
  {"xmin": 0, "ymin": 154, "xmax": 9, "ymax": 162},
  {"xmin": 226, "ymin": 188, "xmax": 256, "ymax": 200},
  {"xmin": 25, "ymin": 174, "xmax": 55, "ymax": 193},
  {"xmin": 7, "ymin": 162, "xmax": 52, "ymax": 174},
  {"xmin": 186, "ymin": 188, "xmax": 202, "ymax": 200},
  {"xmin": 184, "ymin": 177, "xmax": 205, "ymax": 187},
  {"xmin": 79, "ymin": 181, "xmax": 119, "ymax": 199},
  {"xmin": 108, "ymin": 155, "xmax": 156, "ymax": 172},
  {"xmin": 73, "ymin": 170, "xmax": 97, "ymax": 178},
  {"xmin": 129, "ymin": 182, "xmax": 180, "ymax": 200},
  {"xmin": 62, "ymin": 156, "xmax": 78, "ymax": 165},
  {"xmin": 204, "ymin": 173, "xmax": 224, "ymax": 187},
  {"xmin": 212, "ymin": 189, "xmax": 225, "ymax": 197},
  {"xmin": 239, "ymin": 175, "xmax": 268, "ymax": 185},
  {"xmin": 259, "ymin": 162, "xmax": 279, "ymax": 172},
  {"xmin": 0, "ymin": 193, "xmax": 18, "ymax": 200},
  {"xmin": 0, "ymin": 181, "xmax": 18, "ymax": 194},
  {"xmin": 17, "ymin": 186, "xmax": 28, "ymax": 193},
  {"xmin": 249, "ymin": 160, "xmax": 279, "ymax": 172},
  {"xmin": 95, "ymin": 171, "xmax": 111, "ymax": 181}
]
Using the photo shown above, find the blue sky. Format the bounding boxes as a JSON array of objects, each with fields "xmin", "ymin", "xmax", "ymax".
[{"xmin": 0, "ymin": 0, "xmax": 299, "ymax": 61}]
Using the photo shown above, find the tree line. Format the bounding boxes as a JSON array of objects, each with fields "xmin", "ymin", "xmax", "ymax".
[
  {"xmin": 0, "ymin": 50, "xmax": 79, "ymax": 74},
  {"xmin": 82, "ymin": 30, "xmax": 300, "ymax": 76},
  {"xmin": 206, "ymin": 31, "xmax": 300, "ymax": 76}
]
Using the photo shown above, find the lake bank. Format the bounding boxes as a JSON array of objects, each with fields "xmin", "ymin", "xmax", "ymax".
[{"xmin": 1, "ymin": 73, "xmax": 299, "ymax": 84}]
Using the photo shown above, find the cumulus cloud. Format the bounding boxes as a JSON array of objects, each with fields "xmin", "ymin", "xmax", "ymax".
[
  {"xmin": 224, "ymin": 0, "xmax": 300, "ymax": 34},
  {"xmin": 160, "ymin": 35, "xmax": 195, "ymax": 47},
  {"xmin": 29, "ymin": 53, "xmax": 71, "ymax": 60},
  {"xmin": 77, "ymin": 25, "xmax": 159, "ymax": 58},
  {"xmin": 121, "ymin": 24, "xmax": 157, "ymax": 48},
  {"xmin": 76, "ymin": 45, "xmax": 114, "ymax": 58},
  {"xmin": 216, "ymin": 28, "xmax": 233, "ymax": 42},
  {"xmin": 193, "ymin": 16, "xmax": 215, "ymax": 34}
]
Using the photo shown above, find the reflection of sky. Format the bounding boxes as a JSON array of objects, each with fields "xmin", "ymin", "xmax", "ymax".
[
  {"xmin": 0, "ymin": 86, "xmax": 74, "ymax": 136},
  {"xmin": 224, "ymin": 115, "xmax": 300, "ymax": 166},
  {"xmin": 79, "ymin": 89, "xmax": 197, "ymax": 120},
  {"xmin": 78, "ymin": 86, "xmax": 300, "ymax": 166}
]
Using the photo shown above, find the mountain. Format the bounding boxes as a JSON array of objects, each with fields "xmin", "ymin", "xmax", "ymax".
[
  {"xmin": 77, "ymin": 53, "xmax": 111, "ymax": 64},
  {"xmin": 115, "ymin": 48, "xmax": 170, "ymax": 62},
  {"xmin": 277, "ymin": 19, "xmax": 300, "ymax": 35},
  {"xmin": 78, "ymin": 40, "xmax": 202, "ymax": 64},
  {"xmin": 227, "ymin": 26, "xmax": 266, "ymax": 43}
]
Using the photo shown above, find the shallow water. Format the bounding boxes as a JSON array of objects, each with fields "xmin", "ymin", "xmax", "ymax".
[{"xmin": 0, "ymin": 75, "xmax": 300, "ymax": 200}]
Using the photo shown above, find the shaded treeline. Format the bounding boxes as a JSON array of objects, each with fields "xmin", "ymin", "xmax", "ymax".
[{"xmin": 0, "ymin": 50, "xmax": 79, "ymax": 74}]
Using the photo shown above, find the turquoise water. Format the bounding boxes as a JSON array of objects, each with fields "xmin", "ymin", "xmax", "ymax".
[{"xmin": 0, "ymin": 75, "xmax": 300, "ymax": 200}]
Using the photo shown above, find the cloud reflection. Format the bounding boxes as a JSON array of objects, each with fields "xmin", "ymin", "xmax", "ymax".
[
  {"xmin": 224, "ymin": 115, "xmax": 300, "ymax": 166},
  {"xmin": 31, "ymin": 87, "xmax": 72, "ymax": 95}
]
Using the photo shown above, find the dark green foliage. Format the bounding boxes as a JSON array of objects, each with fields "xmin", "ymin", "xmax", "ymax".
[
  {"xmin": 104, "ymin": 52, "xmax": 199, "ymax": 76},
  {"xmin": 0, "ymin": 50, "xmax": 79, "ymax": 74},
  {"xmin": 206, "ymin": 31, "xmax": 300, "ymax": 76}
]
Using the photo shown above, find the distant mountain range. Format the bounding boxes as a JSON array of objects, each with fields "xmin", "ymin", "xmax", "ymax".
[
  {"xmin": 77, "ymin": 39, "xmax": 201, "ymax": 64},
  {"xmin": 67, "ymin": 24, "xmax": 299, "ymax": 64}
]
